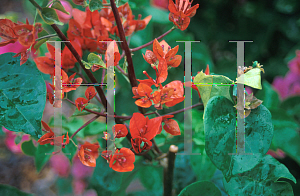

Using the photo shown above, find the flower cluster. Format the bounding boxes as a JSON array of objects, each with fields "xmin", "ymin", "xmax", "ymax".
[
  {"xmin": 75, "ymin": 86, "xmax": 96, "ymax": 111},
  {"xmin": 0, "ymin": 19, "xmax": 43, "ymax": 65}
]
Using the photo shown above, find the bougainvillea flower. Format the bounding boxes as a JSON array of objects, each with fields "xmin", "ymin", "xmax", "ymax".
[
  {"xmin": 168, "ymin": 0, "xmax": 199, "ymax": 30},
  {"xmin": 85, "ymin": 86, "xmax": 96, "ymax": 100},
  {"xmin": 143, "ymin": 50, "xmax": 157, "ymax": 65},
  {"xmin": 78, "ymin": 141, "xmax": 100, "ymax": 167},
  {"xmin": 129, "ymin": 113, "xmax": 162, "ymax": 153},
  {"xmin": 105, "ymin": 40, "xmax": 120, "ymax": 67},
  {"xmin": 38, "ymin": 121, "xmax": 68, "ymax": 147},
  {"xmin": 133, "ymin": 83, "xmax": 153, "ymax": 108},
  {"xmin": 112, "ymin": 124, "xmax": 128, "ymax": 138},
  {"xmin": 131, "ymin": 137, "xmax": 152, "ymax": 153},
  {"xmin": 61, "ymin": 39, "xmax": 82, "ymax": 69},
  {"xmin": 109, "ymin": 148, "xmax": 135, "ymax": 172},
  {"xmin": 53, "ymin": 0, "xmax": 73, "ymax": 23},
  {"xmin": 157, "ymin": 114, "xmax": 174, "ymax": 134},
  {"xmin": 75, "ymin": 97, "xmax": 89, "ymax": 111},
  {"xmin": 101, "ymin": 150, "xmax": 112, "ymax": 162},
  {"xmin": 163, "ymin": 119, "xmax": 181, "ymax": 135},
  {"xmin": 62, "ymin": 69, "xmax": 83, "ymax": 93},
  {"xmin": 0, "ymin": 19, "xmax": 18, "ymax": 46}
]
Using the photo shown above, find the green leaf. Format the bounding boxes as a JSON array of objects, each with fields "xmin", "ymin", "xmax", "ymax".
[
  {"xmin": 62, "ymin": 137, "xmax": 77, "ymax": 163},
  {"xmin": 34, "ymin": 30, "xmax": 49, "ymax": 51},
  {"xmin": 89, "ymin": 0, "xmax": 103, "ymax": 12},
  {"xmin": 87, "ymin": 53, "xmax": 106, "ymax": 68},
  {"xmin": 139, "ymin": 166, "xmax": 163, "ymax": 191},
  {"xmin": 190, "ymin": 110, "xmax": 216, "ymax": 181},
  {"xmin": 72, "ymin": 103, "xmax": 102, "ymax": 117},
  {"xmin": 0, "ymin": 53, "xmax": 46, "ymax": 138},
  {"xmin": 236, "ymin": 67, "xmax": 263, "ymax": 89},
  {"xmin": 112, "ymin": 165, "xmax": 140, "ymax": 196},
  {"xmin": 0, "ymin": 184, "xmax": 33, "ymax": 196},
  {"xmin": 204, "ymin": 96, "xmax": 273, "ymax": 182},
  {"xmin": 90, "ymin": 157, "xmax": 123, "ymax": 195},
  {"xmin": 270, "ymin": 108, "xmax": 300, "ymax": 165},
  {"xmin": 280, "ymin": 96, "xmax": 300, "ymax": 120},
  {"xmin": 193, "ymin": 71, "xmax": 234, "ymax": 109},
  {"xmin": 255, "ymin": 81, "xmax": 280, "ymax": 109},
  {"xmin": 38, "ymin": 7, "xmax": 63, "ymax": 25},
  {"xmin": 223, "ymin": 155, "xmax": 296, "ymax": 196},
  {"xmin": 178, "ymin": 181, "xmax": 222, "ymax": 196},
  {"xmin": 83, "ymin": 120, "xmax": 107, "ymax": 136},
  {"xmin": 35, "ymin": 144, "xmax": 53, "ymax": 172},
  {"xmin": 21, "ymin": 139, "xmax": 36, "ymax": 156},
  {"xmin": 51, "ymin": 0, "xmax": 70, "ymax": 15}
]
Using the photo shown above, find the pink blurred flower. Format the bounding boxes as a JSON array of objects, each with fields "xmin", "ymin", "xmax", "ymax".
[
  {"xmin": 50, "ymin": 0, "xmax": 73, "ymax": 23},
  {"xmin": 245, "ymin": 86, "xmax": 253, "ymax": 95},
  {"xmin": 2, "ymin": 127, "xmax": 30, "ymax": 154},
  {"xmin": 288, "ymin": 50, "xmax": 300, "ymax": 75},
  {"xmin": 273, "ymin": 71, "xmax": 300, "ymax": 100},
  {"xmin": 151, "ymin": 0, "xmax": 169, "ymax": 10},
  {"xmin": 71, "ymin": 155, "xmax": 94, "ymax": 179},
  {"xmin": 50, "ymin": 154, "xmax": 70, "ymax": 177},
  {"xmin": 267, "ymin": 149, "xmax": 285, "ymax": 159},
  {"xmin": 73, "ymin": 179, "xmax": 86, "ymax": 195},
  {"xmin": 0, "ymin": 41, "xmax": 29, "ymax": 55}
]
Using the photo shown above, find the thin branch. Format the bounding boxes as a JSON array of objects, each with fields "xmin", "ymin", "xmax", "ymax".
[
  {"xmin": 130, "ymin": 26, "xmax": 176, "ymax": 52},
  {"xmin": 163, "ymin": 145, "xmax": 178, "ymax": 196},
  {"xmin": 65, "ymin": 98, "xmax": 129, "ymax": 119},
  {"xmin": 110, "ymin": 0, "xmax": 145, "ymax": 114},
  {"xmin": 36, "ymin": 34, "xmax": 57, "ymax": 41},
  {"xmin": 70, "ymin": 115, "xmax": 101, "ymax": 139}
]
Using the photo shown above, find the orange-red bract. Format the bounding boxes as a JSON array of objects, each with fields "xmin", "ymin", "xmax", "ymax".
[
  {"xmin": 78, "ymin": 141, "xmax": 100, "ymax": 167},
  {"xmin": 85, "ymin": 86, "xmax": 96, "ymax": 100},
  {"xmin": 109, "ymin": 148, "xmax": 135, "ymax": 172},
  {"xmin": 113, "ymin": 124, "xmax": 128, "ymax": 138},
  {"xmin": 163, "ymin": 119, "xmax": 181, "ymax": 135},
  {"xmin": 129, "ymin": 113, "xmax": 162, "ymax": 140},
  {"xmin": 38, "ymin": 121, "xmax": 68, "ymax": 147},
  {"xmin": 62, "ymin": 70, "xmax": 83, "ymax": 93},
  {"xmin": 168, "ymin": 0, "xmax": 199, "ymax": 31},
  {"xmin": 75, "ymin": 97, "xmax": 89, "ymax": 111}
]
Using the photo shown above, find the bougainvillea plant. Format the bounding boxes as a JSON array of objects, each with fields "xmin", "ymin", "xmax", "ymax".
[{"xmin": 0, "ymin": 0, "xmax": 298, "ymax": 195}]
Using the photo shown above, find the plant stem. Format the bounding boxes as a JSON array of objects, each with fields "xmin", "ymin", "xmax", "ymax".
[
  {"xmin": 29, "ymin": 0, "xmax": 42, "ymax": 11},
  {"xmin": 110, "ymin": 0, "xmax": 145, "ymax": 114},
  {"xmin": 36, "ymin": 34, "xmax": 58, "ymax": 41},
  {"xmin": 65, "ymin": 98, "xmax": 129, "ymax": 119},
  {"xmin": 163, "ymin": 145, "xmax": 178, "ymax": 196},
  {"xmin": 70, "ymin": 115, "xmax": 101, "ymax": 139},
  {"xmin": 130, "ymin": 26, "xmax": 176, "ymax": 52}
]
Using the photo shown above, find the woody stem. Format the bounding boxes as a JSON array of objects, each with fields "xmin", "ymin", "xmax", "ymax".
[
  {"xmin": 130, "ymin": 26, "xmax": 176, "ymax": 52},
  {"xmin": 163, "ymin": 145, "xmax": 178, "ymax": 196},
  {"xmin": 71, "ymin": 115, "xmax": 101, "ymax": 139},
  {"xmin": 110, "ymin": 0, "xmax": 146, "ymax": 115}
]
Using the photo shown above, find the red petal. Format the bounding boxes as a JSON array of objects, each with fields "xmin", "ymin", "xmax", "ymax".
[
  {"xmin": 113, "ymin": 124, "xmax": 128, "ymax": 138},
  {"xmin": 85, "ymin": 86, "xmax": 96, "ymax": 100},
  {"xmin": 163, "ymin": 119, "xmax": 181, "ymax": 135},
  {"xmin": 165, "ymin": 45, "xmax": 179, "ymax": 61},
  {"xmin": 144, "ymin": 116, "xmax": 162, "ymax": 140},
  {"xmin": 129, "ymin": 113, "xmax": 146, "ymax": 139},
  {"xmin": 167, "ymin": 55, "xmax": 182, "ymax": 67},
  {"xmin": 153, "ymin": 38, "xmax": 164, "ymax": 60},
  {"xmin": 157, "ymin": 58, "xmax": 168, "ymax": 84}
]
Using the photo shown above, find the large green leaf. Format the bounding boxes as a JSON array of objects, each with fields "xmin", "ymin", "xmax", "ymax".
[
  {"xmin": 178, "ymin": 181, "xmax": 222, "ymax": 196},
  {"xmin": 0, "ymin": 53, "xmax": 46, "ymax": 138},
  {"xmin": 190, "ymin": 110, "xmax": 216, "ymax": 181},
  {"xmin": 0, "ymin": 184, "xmax": 33, "ymax": 196},
  {"xmin": 21, "ymin": 139, "xmax": 36, "ymax": 157},
  {"xmin": 223, "ymin": 155, "xmax": 296, "ymax": 196},
  {"xmin": 38, "ymin": 7, "xmax": 63, "ymax": 25},
  {"xmin": 35, "ymin": 144, "xmax": 53, "ymax": 172},
  {"xmin": 193, "ymin": 71, "xmax": 234, "ymax": 109},
  {"xmin": 139, "ymin": 165, "xmax": 163, "ymax": 192},
  {"xmin": 204, "ymin": 96, "xmax": 273, "ymax": 182},
  {"xmin": 90, "ymin": 157, "xmax": 123, "ymax": 195},
  {"xmin": 270, "ymin": 108, "xmax": 300, "ymax": 165}
]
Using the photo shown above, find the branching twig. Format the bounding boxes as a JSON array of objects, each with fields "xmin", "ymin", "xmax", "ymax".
[
  {"xmin": 130, "ymin": 26, "xmax": 176, "ymax": 52},
  {"xmin": 70, "ymin": 115, "xmax": 101, "ymax": 139}
]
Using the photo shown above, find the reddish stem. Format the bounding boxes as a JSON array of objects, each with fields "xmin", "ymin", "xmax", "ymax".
[{"xmin": 130, "ymin": 27, "xmax": 176, "ymax": 52}]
